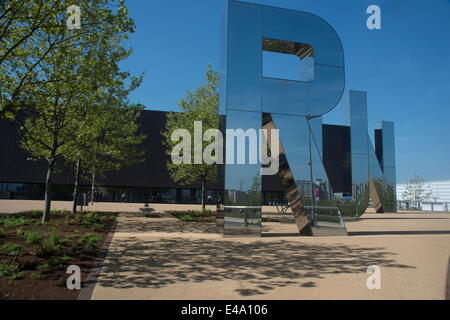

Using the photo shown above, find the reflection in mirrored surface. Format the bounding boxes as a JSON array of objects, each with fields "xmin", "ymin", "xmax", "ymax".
[
  {"xmin": 344, "ymin": 90, "xmax": 397, "ymax": 214},
  {"xmin": 224, "ymin": 0, "xmax": 345, "ymax": 116},
  {"xmin": 262, "ymin": 38, "xmax": 314, "ymax": 82},
  {"xmin": 220, "ymin": 1, "xmax": 397, "ymax": 237},
  {"xmin": 223, "ymin": 109, "xmax": 262, "ymax": 236},
  {"xmin": 265, "ymin": 113, "xmax": 347, "ymax": 236},
  {"xmin": 224, "ymin": 206, "xmax": 261, "ymax": 237}
]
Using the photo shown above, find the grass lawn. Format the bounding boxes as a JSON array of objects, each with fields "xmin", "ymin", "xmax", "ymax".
[
  {"xmin": 0, "ymin": 210, "xmax": 117, "ymax": 300},
  {"xmin": 168, "ymin": 209, "xmax": 216, "ymax": 222}
]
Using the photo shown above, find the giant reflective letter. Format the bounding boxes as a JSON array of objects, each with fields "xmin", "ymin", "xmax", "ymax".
[{"xmin": 220, "ymin": 1, "xmax": 347, "ymax": 236}]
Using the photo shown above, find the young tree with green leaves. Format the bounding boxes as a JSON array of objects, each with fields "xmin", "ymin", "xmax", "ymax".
[
  {"xmin": 16, "ymin": 0, "xmax": 141, "ymax": 222},
  {"xmin": 0, "ymin": 0, "xmax": 135, "ymax": 119},
  {"xmin": 162, "ymin": 65, "xmax": 220, "ymax": 210},
  {"xmin": 63, "ymin": 101, "xmax": 146, "ymax": 214},
  {"xmin": 401, "ymin": 174, "xmax": 432, "ymax": 202}
]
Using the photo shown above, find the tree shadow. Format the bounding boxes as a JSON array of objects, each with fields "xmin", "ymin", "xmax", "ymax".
[
  {"xmin": 114, "ymin": 214, "xmax": 217, "ymax": 234},
  {"xmin": 94, "ymin": 236, "xmax": 415, "ymax": 296}
]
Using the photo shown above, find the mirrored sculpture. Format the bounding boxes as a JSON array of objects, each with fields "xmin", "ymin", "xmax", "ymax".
[{"xmin": 219, "ymin": 1, "xmax": 396, "ymax": 237}]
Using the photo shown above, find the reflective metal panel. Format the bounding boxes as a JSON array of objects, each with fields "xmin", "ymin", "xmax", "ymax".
[
  {"xmin": 368, "ymin": 136, "xmax": 396, "ymax": 212},
  {"xmin": 223, "ymin": 110, "xmax": 262, "ymax": 236},
  {"xmin": 344, "ymin": 90, "xmax": 370, "ymax": 216},
  {"xmin": 380, "ymin": 121, "xmax": 396, "ymax": 178},
  {"xmin": 267, "ymin": 114, "xmax": 347, "ymax": 236},
  {"xmin": 225, "ymin": 1, "xmax": 262, "ymax": 112},
  {"xmin": 221, "ymin": 1, "xmax": 349, "ymax": 236},
  {"xmin": 219, "ymin": 4, "xmax": 228, "ymax": 116},
  {"xmin": 224, "ymin": 0, "xmax": 345, "ymax": 116},
  {"xmin": 379, "ymin": 121, "xmax": 397, "ymax": 211},
  {"xmin": 261, "ymin": 6, "xmax": 344, "ymax": 67},
  {"xmin": 223, "ymin": 206, "xmax": 261, "ymax": 237}
]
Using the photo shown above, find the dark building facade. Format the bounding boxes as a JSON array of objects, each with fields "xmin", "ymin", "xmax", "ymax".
[{"xmin": 0, "ymin": 109, "xmax": 361, "ymax": 205}]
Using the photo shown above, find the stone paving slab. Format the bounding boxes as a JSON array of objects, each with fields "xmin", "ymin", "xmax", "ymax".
[{"xmin": 90, "ymin": 212, "xmax": 450, "ymax": 300}]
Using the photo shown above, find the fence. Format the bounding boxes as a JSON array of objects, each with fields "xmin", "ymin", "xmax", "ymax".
[{"xmin": 397, "ymin": 201, "xmax": 450, "ymax": 212}]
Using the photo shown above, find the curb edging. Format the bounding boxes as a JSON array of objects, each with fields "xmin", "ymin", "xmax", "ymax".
[{"xmin": 77, "ymin": 217, "xmax": 119, "ymax": 300}]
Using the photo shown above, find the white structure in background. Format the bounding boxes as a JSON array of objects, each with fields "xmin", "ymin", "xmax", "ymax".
[{"xmin": 397, "ymin": 180, "xmax": 450, "ymax": 212}]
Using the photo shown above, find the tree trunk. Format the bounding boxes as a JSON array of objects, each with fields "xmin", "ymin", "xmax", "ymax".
[
  {"xmin": 42, "ymin": 158, "xmax": 55, "ymax": 223},
  {"xmin": 91, "ymin": 168, "xmax": 95, "ymax": 206},
  {"xmin": 71, "ymin": 158, "xmax": 81, "ymax": 214},
  {"xmin": 201, "ymin": 175, "xmax": 206, "ymax": 210}
]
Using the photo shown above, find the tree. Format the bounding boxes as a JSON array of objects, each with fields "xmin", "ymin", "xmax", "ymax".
[
  {"xmin": 401, "ymin": 174, "xmax": 432, "ymax": 202},
  {"xmin": 1, "ymin": 0, "xmax": 135, "ymax": 119},
  {"xmin": 16, "ymin": 0, "xmax": 140, "ymax": 222},
  {"xmin": 162, "ymin": 65, "xmax": 220, "ymax": 210}
]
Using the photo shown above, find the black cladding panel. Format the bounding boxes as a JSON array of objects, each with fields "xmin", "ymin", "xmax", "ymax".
[{"xmin": 322, "ymin": 124, "xmax": 352, "ymax": 193}]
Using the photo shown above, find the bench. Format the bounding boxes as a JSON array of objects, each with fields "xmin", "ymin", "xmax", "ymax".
[{"xmin": 139, "ymin": 203, "xmax": 156, "ymax": 217}]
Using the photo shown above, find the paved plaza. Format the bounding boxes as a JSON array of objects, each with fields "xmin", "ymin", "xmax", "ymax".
[{"xmin": 1, "ymin": 200, "xmax": 449, "ymax": 299}]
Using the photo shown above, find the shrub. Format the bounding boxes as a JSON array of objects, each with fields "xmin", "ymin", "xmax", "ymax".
[
  {"xmin": 46, "ymin": 228, "xmax": 63, "ymax": 247},
  {"xmin": 30, "ymin": 272, "xmax": 43, "ymax": 280},
  {"xmin": 56, "ymin": 275, "xmax": 69, "ymax": 287},
  {"xmin": 36, "ymin": 264, "xmax": 50, "ymax": 271},
  {"xmin": 37, "ymin": 235, "xmax": 59, "ymax": 257},
  {"xmin": 79, "ymin": 233, "xmax": 101, "ymax": 250},
  {"xmin": 0, "ymin": 216, "xmax": 33, "ymax": 227},
  {"xmin": 15, "ymin": 227, "xmax": 24, "ymax": 238},
  {"xmin": 0, "ymin": 243, "xmax": 24, "ymax": 256},
  {"xmin": 49, "ymin": 255, "xmax": 71, "ymax": 268},
  {"xmin": 0, "ymin": 264, "xmax": 23, "ymax": 280},
  {"xmin": 38, "ymin": 239, "xmax": 57, "ymax": 257},
  {"xmin": 24, "ymin": 230, "xmax": 43, "ymax": 244},
  {"xmin": 0, "ymin": 228, "xmax": 5, "ymax": 238},
  {"xmin": 77, "ymin": 213, "xmax": 115, "ymax": 229},
  {"xmin": 63, "ymin": 235, "xmax": 77, "ymax": 242}
]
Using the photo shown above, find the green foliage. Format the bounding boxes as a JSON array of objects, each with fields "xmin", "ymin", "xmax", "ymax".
[
  {"xmin": 25, "ymin": 210, "xmax": 69, "ymax": 218},
  {"xmin": 0, "ymin": 242, "xmax": 24, "ymax": 256},
  {"xmin": 37, "ymin": 229, "xmax": 64, "ymax": 256},
  {"xmin": 1, "ymin": 0, "xmax": 143, "ymax": 222},
  {"xmin": 36, "ymin": 264, "xmax": 50, "ymax": 271},
  {"xmin": 23, "ymin": 230, "xmax": 43, "ymax": 244},
  {"xmin": 49, "ymin": 255, "xmax": 71, "ymax": 268},
  {"xmin": 402, "ymin": 174, "xmax": 433, "ymax": 202},
  {"xmin": 30, "ymin": 272, "xmax": 44, "ymax": 280},
  {"xmin": 0, "ymin": 227, "xmax": 5, "ymax": 238},
  {"xmin": 161, "ymin": 65, "xmax": 220, "ymax": 208},
  {"xmin": 0, "ymin": 216, "xmax": 34, "ymax": 227},
  {"xmin": 76, "ymin": 212, "xmax": 115, "ymax": 229},
  {"xmin": 79, "ymin": 233, "xmax": 101, "ymax": 250},
  {"xmin": 15, "ymin": 227, "xmax": 24, "ymax": 238},
  {"xmin": 169, "ymin": 210, "xmax": 216, "ymax": 222},
  {"xmin": 56, "ymin": 275, "xmax": 69, "ymax": 287},
  {"xmin": 45, "ymin": 228, "xmax": 64, "ymax": 247},
  {"xmin": 0, "ymin": 264, "xmax": 23, "ymax": 280},
  {"xmin": 1, "ymin": 0, "xmax": 138, "ymax": 118}
]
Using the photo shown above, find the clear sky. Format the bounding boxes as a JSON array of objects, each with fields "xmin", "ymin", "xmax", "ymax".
[{"xmin": 121, "ymin": 0, "xmax": 450, "ymax": 184}]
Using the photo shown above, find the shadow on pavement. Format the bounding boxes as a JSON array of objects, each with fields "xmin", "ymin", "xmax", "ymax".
[
  {"xmin": 349, "ymin": 230, "xmax": 450, "ymax": 236},
  {"xmin": 95, "ymin": 237, "xmax": 415, "ymax": 296}
]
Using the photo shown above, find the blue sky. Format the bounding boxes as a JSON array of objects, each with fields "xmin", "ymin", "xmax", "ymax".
[{"xmin": 121, "ymin": 0, "xmax": 450, "ymax": 184}]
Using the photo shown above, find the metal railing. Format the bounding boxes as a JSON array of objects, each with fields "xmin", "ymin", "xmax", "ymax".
[{"xmin": 397, "ymin": 201, "xmax": 450, "ymax": 212}]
